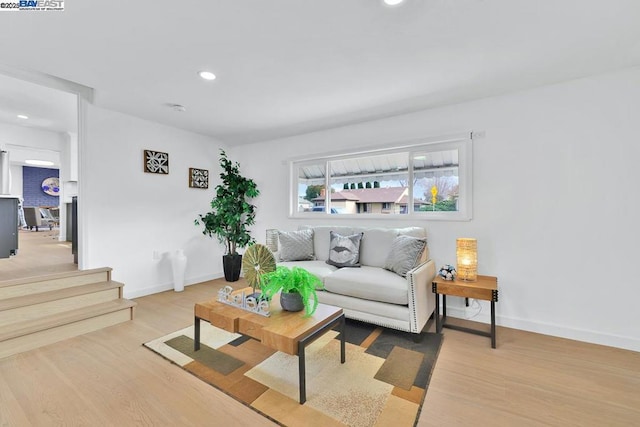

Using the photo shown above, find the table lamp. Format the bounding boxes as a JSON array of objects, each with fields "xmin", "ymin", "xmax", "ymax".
[{"xmin": 456, "ymin": 238, "xmax": 477, "ymax": 281}]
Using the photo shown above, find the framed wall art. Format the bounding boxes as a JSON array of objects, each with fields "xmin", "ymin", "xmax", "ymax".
[
  {"xmin": 144, "ymin": 150, "xmax": 169, "ymax": 174},
  {"xmin": 41, "ymin": 177, "xmax": 60, "ymax": 196},
  {"xmin": 189, "ymin": 168, "xmax": 209, "ymax": 189}
]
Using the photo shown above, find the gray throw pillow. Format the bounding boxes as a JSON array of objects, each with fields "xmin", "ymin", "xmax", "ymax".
[
  {"xmin": 384, "ymin": 235, "xmax": 427, "ymax": 277},
  {"xmin": 278, "ymin": 229, "xmax": 315, "ymax": 262},
  {"xmin": 326, "ymin": 231, "xmax": 363, "ymax": 268}
]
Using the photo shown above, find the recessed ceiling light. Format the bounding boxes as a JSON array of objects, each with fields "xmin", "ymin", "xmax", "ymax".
[
  {"xmin": 25, "ymin": 159, "xmax": 54, "ymax": 166},
  {"xmin": 383, "ymin": 0, "xmax": 405, "ymax": 5},
  {"xmin": 17, "ymin": 114, "xmax": 29, "ymax": 119},
  {"xmin": 198, "ymin": 71, "xmax": 216, "ymax": 81}
]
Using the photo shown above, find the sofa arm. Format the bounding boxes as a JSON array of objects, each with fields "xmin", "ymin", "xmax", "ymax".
[{"xmin": 406, "ymin": 259, "xmax": 437, "ymax": 333}]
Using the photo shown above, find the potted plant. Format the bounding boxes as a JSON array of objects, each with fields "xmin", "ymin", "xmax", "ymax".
[
  {"xmin": 260, "ymin": 266, "xmax": 323, "ymax": 316},
  {"xmin": 195, "ymin": 149, "xmax": 260, "ymax": 282}
]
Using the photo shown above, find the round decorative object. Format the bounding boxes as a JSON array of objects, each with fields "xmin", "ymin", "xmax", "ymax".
[
  {"xmin": 438, "ymin": 264, "xmax": 457, "ymax": 281},
  {"xmin": 41, "ymin": 177, "xmax": 60, "ymax": 196},
  {"xmin": 242, "ymin": 244, "xmax": 276, "ymax": 294},
  {"xmin": 280, "ymin": 291, "xmax": 304, "ymax": 312}
]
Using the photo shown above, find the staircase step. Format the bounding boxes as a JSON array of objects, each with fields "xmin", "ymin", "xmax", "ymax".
[
  {"xmin": 0, "ymin": 299, "xmax": 136, "ymax": 342},
  {"xmin": 0, "ymin": 300, "xmax": 137, "ymax": 359},
  {"xmin": 0, "ymin": 267, "xmax": 136, "ymax": 360},
  {"xmin": 0, "ymin": 281, "xmax": 124, "ymax": 312},
  {"xmin": 0, "ymin": 281, "xmax": 124, "ymax": 325},
  {"xmin": 0, "ymin": 267, "xmax": 113, "ymax": 300},
  {"xmin": 0, "ymin": 300, "xmax": 136, "ymax": 359}
]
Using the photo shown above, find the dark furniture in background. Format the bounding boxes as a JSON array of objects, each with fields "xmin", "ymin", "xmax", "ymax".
[
  {"xmin": 23, "ymin": 207, "xmax": 55, "ymax": 231},
  {"xmin": 0, "ymin": 197, "xmax": 19, "ymax": 258},
  {"xmin": 72, "ymin": 196, "xmax": 78, "ymax": 264}
]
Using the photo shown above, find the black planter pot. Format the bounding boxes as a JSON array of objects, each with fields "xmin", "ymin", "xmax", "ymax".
[
  {"xmin": 280, "ymin": 291, "xmax": 304, "ymax": 312},
  {"xmin": 223, "ymin": 253, "xmax": 242, "ymax": 282}
]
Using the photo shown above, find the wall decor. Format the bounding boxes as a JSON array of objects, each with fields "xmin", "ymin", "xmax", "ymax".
[
  {"xmin": 143, "ymin": 150, "xmax": 169, "ymax": 174},
  {"xmin": 189, "ymin": 167, "xmax": 209, "ymax": 188},
  {"xmin": 41, "ymin": 177, "xmax": 60, "ymax": 196}
]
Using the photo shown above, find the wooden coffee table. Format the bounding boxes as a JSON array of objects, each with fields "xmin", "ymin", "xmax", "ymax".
[{"xmin": 194, "ymin": 287, "xmax": 345, "ymax": 404}]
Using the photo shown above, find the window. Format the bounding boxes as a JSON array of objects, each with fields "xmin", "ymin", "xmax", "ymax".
[
  {"xmin": 290, "ymin": 133, "xmax": 473, "ymax": 220},
  {"xmin": 295, "ymin": 161, "xmax": 325, "ymax": 213}
]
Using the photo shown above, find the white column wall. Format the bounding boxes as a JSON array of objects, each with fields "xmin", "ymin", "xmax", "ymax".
[
  {"xmin": 83, "ymin": 106, "xmax": 226, "ymax": 298},
  {"xmin": 230, "ymin": 66, "xmax": 640, "ymax": 352},
  {"xmin": 9, "ymin": 164, "xmax": 22, "ymax": 198}
]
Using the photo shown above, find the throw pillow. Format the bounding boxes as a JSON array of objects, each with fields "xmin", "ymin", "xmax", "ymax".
[
  {"xmin": 384, "ymin": 235, "xmax": 427, "ymax": 277},
  {"xmin": 326, "ymin": 231, "xmax": 364, "ymax": 268},
  {"xmin": 278, "ymin": 229, "xmax": 315, "ymax": 262}
]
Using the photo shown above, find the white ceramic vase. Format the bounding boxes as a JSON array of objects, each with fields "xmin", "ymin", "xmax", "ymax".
[{"xmin": 171, "ymin": 249, "xmax": 187, "ymax": 292}]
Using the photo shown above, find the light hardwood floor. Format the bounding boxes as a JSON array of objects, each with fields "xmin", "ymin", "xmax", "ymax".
[
  {"xmin": 0, "ymin": 229, "xmax": 76, "ymax": 281},
  {"xmin": 1, "ymin": 279, "xmax": 639, "ymax": 426}
]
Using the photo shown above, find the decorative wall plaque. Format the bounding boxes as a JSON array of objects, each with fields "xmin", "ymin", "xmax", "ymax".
[
  {"xmin": 41, "ymin": 177, "xmax": 60, "ymax": 196},
  {"xmin": 143, "ymin": 150, "xmax": 169, "ymax": 174},
  {"xmin": 189, "ymin": 167, "xmax": 209, "ymax": 188}
]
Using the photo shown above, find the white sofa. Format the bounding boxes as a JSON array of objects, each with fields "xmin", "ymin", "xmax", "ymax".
[{"xmin": 275, "ymin": 225, "xmax": 436, "ymax": 334}]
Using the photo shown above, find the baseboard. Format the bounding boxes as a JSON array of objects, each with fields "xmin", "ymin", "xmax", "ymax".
[
  {"xmin": 441, "ymin": 302, "xmax": 640, "ymax": 353},
  {"xmin": 123, "ymin": 272, "xmax": 224, "ymax": 299}
]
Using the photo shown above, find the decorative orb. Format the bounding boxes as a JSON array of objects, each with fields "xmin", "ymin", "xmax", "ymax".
[{"xmin": 438, "ymin": 264, "xmax": 457, "ymax": 281}]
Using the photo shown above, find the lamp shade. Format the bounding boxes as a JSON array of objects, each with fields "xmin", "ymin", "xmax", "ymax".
[{"xmin": 456, "ymin": 238, "xmax": 477, "ymax": 281}]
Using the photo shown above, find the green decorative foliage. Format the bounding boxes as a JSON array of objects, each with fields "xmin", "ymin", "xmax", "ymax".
[
  {"xmin": 305, "ymin": 185, "xmax": 324, "ymax": 201},
  {"xmin": 260, "ymin": 266, "xmax": 323, "ymax": 317},
  {"xmin": 195, "ymin": 150, "xmax": 260, "ymax": 255},
  {"xmin": 420, "ymin": 199, "xmax": 457, "ymax": 212}
]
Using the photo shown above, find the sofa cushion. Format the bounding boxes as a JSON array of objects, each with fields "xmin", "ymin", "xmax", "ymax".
[
  {"xmin": 358, "ymin": 228, "xmax": 399, "ymax": 268},
  {"xmin": 317, "ymin": 290, "xmax": 409, "ymax": 322},
  {"xmin": 324, "ymin": 266, "xmax": 408, "ymax": 305},
  {"xmin": 299, "ymin": 225, "xmax": 354, "ymax": 261},
  {"xmin": 397, "ymin": 227, "xmax": 427, "ymax": 239},
  {"xmin": 398, "ymin": 227, "xmax": 430, "ymax": 263},
  {"xmin": 326, "ymin": 231, "xmax": 364, "ymax": 268},
  {"xmin": 278, "ymin": 260, "xmax": 338, "ymax": 281},
  {"xmin": 278, "ymin": 229, "xmax": 314, "ymax": 261},
  {"xmin": 384, "ymin": 235, "xmax": 427, "ymax": 277}
]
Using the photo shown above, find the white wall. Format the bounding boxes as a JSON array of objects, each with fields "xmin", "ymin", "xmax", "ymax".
[
  {"xmin": 0, "ymin": 122, "xmax": 66, "ymax": 152},
  {"xmin": 9, "ymin": 164, "xmax": 22, "ymax": 198},
  {"xmin": 0, "ymin": 123, "xmax": 65, "ymax": 197},
  {"xmin": 230, "ymin": 66, "xmax": 640, "ymax": 352},
  {"xmin": 83, "ymin": 106, "xmax": 226, "ymax": 298}
]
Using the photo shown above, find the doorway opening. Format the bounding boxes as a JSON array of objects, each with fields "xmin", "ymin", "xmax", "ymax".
[{"xmin": 0, "ymin": 70, "xmax": 88, "ymax": 281}]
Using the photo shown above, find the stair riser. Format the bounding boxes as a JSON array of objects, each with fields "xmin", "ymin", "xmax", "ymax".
[
  {"xmin": 0, "ymin": 272, "xmax": 110, "ymax": 300},
  {"xmin": 0, "ymin": 288, "xmax": 121, "ymax": 325},
  {"xmin": 0, "ymin": 308, "xmax": 134, "ymax": 359}
]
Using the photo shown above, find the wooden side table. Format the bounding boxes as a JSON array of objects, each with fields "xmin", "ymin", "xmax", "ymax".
[{"xmin": 432, "ymin": 275, "xmax": 499, "ymax": 348}]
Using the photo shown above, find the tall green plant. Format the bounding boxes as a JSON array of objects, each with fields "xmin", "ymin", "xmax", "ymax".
[
  {"xmin": 261, "ymin": 266, "xmax": 323, "ymax": 317},
  {"xmin": 195, "ymin": 149, "xmax": 260, "ymax": 254}
]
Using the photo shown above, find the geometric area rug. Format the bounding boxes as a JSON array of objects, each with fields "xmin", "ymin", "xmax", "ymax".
[{"xmin": 144, "ymin": 319, "xmax": 443, "ymax": 427}]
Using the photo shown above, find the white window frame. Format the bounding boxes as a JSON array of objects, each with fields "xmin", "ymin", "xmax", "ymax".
[{"xmin": 289, "ymin": 132, "xmax": 474, "ymax": 221}]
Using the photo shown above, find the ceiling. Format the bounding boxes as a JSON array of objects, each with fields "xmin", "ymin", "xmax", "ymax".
[{"xmin": 1, "ymin": 1, "xmax": 640, "ymax": 145}]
